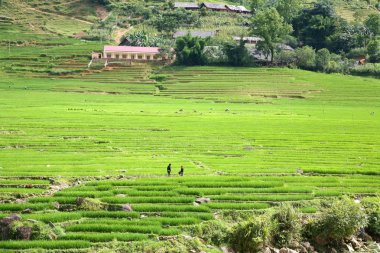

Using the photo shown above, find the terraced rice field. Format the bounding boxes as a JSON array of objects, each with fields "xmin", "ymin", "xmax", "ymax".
[{"xmin": 1, "ymin": 28, "xmax": 380, "ymax": 250}]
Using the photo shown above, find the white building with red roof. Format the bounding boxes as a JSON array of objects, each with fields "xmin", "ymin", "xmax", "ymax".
[{"xmin": 92, "ymin": 46, "xmax": 166, "ymax": 61}]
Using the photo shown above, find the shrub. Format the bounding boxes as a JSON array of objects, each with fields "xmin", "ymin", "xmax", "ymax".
[
  {"xmin": 175, "ymin": 34, "xmax": 207, "ymax": 66},
  {"xmin": 149, "ymin": 74, "xmax": 171, "ymax": 82},
  {"xmin": 191, "ymin": 220, "xmax": 227, "ymax": 246},
  {"xmin": 362, "ymin": 197, "xmax": 380, "ymax": 238},
  {"xmin": 276, "ymin": 50, "xmax": 296, "ymax": 66},
  {"xmin": 10, "ymin": 220, "xmax": 57, "ymax": 240},
  {"xmin": 350, "ymin": 63, "xmax": 380, "ymax": 77},
  {"xmin": 223, "ymin": 40, "xmax": 252, "ymax": 66},
  {"xmin": 295, "ymin": 46, "xmax": 316, "ymax": 70},
  {"xmin": 305, "ymin": 197, "xmax": 367, "ymax": 244},
  {"xmin": 228, "ymin": 215, "xmax": 274, "ymax": 253},
  {"xmin": 315, "ymin": 48, "xmax": 331, "ymax": 72},
  {"xmin": 271, "ymin": 203, "xmax": 302, "ymax": 247},
  {"xmin": 76, "ymin": 197, "xmax": 108, "ymax": 211}
]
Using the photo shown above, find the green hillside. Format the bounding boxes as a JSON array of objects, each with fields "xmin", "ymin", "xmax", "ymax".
[
  {"xmin": 0, "ymin": 0, "xmax": 380, "ymax": 252},
  {"xmin": 0, "ymin": 0, "xmax": 378, "ymax": 41}
]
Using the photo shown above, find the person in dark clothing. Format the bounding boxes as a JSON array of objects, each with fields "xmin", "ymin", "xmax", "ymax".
[
  {"xmin": 167, "ymin": 163, "xmax": 172, "ymax": 176},
  {"xmin": 178, "ymin": 166, "xmax": 184, "ymax": 176}
]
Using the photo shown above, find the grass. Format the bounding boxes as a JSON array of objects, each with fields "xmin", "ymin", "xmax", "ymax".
[
  {"xmin": 61, "ymin": 232, "xmax": 149, "ymax": 242},
  {"xmin": 65, "ymin": 224, "xmax": 180, "ymax": 235},
  {"xmin": 0, "ymin": 240, "xmax": 91, "ymax": 249},
  {"xmin": 0, "ymin": 19, "xmax": 380, "ymax": 250}
]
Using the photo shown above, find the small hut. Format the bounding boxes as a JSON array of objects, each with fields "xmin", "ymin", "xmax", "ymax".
[{"xmin": 200, "ymin": 3, "xmax": 227, "ymax": 12}]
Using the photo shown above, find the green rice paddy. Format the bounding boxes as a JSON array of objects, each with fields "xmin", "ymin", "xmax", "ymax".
[{"xmin": 0, "ymin": 23, "xmax": 380, "ymax": 251}]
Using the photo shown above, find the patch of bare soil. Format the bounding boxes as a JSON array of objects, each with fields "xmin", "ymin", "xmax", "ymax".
[
  {"xmin": 0, "ymin": 145, "xmax": 26, "ymax": 149},
  {"xmin": 96, "ymin": 6, "xmax": 108, "ymax": 20},
  {"xmin": 114, "ymin": 28, "xmax": 130, "ymax": 44},
  {"xmin": 0, "ymin": 131, "xmax": 21, "ymax": 135},
  {"xmin": 74, "ymin": 31, "xmax": 87, "ymax": 39}
]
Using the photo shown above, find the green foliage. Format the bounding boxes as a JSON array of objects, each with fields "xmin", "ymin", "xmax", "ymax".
[
  {"xmin": 295, "ymin": 46, "xmax": 316, "ymax": 70},
  {"xmin": 191, "ymin": 220, "xmax": 227, "ymax": 246},
  {"xmin": 149, "ymin": 74, "xmax": 171, "ymax": 82},
  {"xmin": 77, "ymin": 198, "xmax": 107, "ymax": 211},
  {"xmin": 362, "ymin": 197, "xmax": 380, "ymax": 237},
  {"xmin": 367, "ymin": 37, "xmax": 380, "ymax": 61},
  {"xmin": 292, "ymin": 1, "xmax": 343, "ymax": 51},
  {"xmin": 228, "ymin": 215, "xmax": 273, "ymax": 253},
  {"xmin": 350, "ymin": 63, "xmax": 380, "ymax": 77},
  {"xmin": 151, "ymin": 9, "xmax": 199, "ymax": 34},
  {"xmin": 316, "ymin": 48, "xmax": 331, "ymax": 72},
  {"xmin": 223, "ymin": 40, "xmax": 252, "ymax": 66},
  {"xmin": 175, "ymin": 34, "xmax": 207, "ymax": 65},
  {"xmin": 273, "ymin": 0, "xmax": 303, "ymax": 23},
  {"xmin": 125, "ymin": 30, "xmax": 169, "ymax": 47},
  {"xmin": 251, "ymin": 8, "xmax": 293, "ymax": 62},
  {"xmin": 251, "ymin": 0, "xmax": 266, "ymax": 10},
  {"xmin": 305, "ymin": 197, "xmax": 367, "ymax": 244},
  {"xmin": 271, "ymin": 203, "xmax": 302, "ymax": 247},
  {"xmin": 118, "ymin": 0, "xmax": 151, "ymax": 19},
  {"xmin": 0, "ymin": 240, "xmax": 91, "ymax": 249},
  {"xmin": 10, "ymin": 220, "xmax": 56, "ymax": 240},
  {"xmin": 365, "ymin": 13, "xmax": 380, "ymax": 37}
]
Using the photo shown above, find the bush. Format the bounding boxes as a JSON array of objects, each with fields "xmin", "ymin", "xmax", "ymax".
[
  {"xmin": 228, "ymin": 215, "xmax": 273, "ymax": 253},
  {"xmin": 175, "ymin": 34, "xmax": 207, "ymax": 66},
  {"xmin": 362, "ymin": 197, "xmax": 380, "ymax": 238},
  {"xmin": 367, "ymin": 38, "xmax": 380, "ymax": 62},
  {"xmin": 276, "ymin": 50, "xmax": 296, "ymax": 66},
  {"xmin": 76, "ymin": 197, "xmax": 107, "ymax": 211},
  {"xmin": 350, "ymin": 63, "xmax": 380, "ymax": 77},
  {"xmin": 272, "ymin": 203, "xmax": 302, "ymax": 247},
  {"xmin": 305, "ymin": 197, "xmax": 367, "ymax": 244},
  {"xmin": 316, "ymin": 48, "xmax": 331, "ymax": 72},
  {"xmin": 10, "ymin": 220, "xmax": 57, "ymax": 240},
  {"xmin": 223, "ymin": 40, "xmax": 252, "ymax": 66},
  {"xmin": 191, "ymin": 220, "xmax": 227, "ymax": 246},
  {"xmin": 295, "ymin": 46, "xmax": 316, "ymax": 70},
  {"xmin": 149, "ymin": 74, "xmax": 171, "ymax": 82}
]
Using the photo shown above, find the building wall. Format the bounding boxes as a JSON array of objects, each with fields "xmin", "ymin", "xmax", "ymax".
[{"xmin": 103, "ymin": 51, "xmax": 163, "ymax": 61}]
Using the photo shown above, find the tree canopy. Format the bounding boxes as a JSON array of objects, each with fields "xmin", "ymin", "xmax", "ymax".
[
  {"xmin": 175, "ymin": 34, "xmax": 207, "ymax": 66},
  {"xmin": 251, "ymin": 8, "xmax": 293, "ymax": 62}
]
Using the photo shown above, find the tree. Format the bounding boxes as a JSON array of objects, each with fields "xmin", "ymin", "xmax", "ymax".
[
  {"xmin": 295, "ymin": 46, "xmax": 316, "ymax": 70},
  {"xmin": 175, "ymin": 34, "xmax": 207, "ymax": 66},
  {"xmin": 151, "ymin": 9, "xmax": 199, "ymax": 34},
  {"xmin": 365, "ymin": 14, "xmax": 380, "ymax": 37},
  {"xmin": 316, "ymin": 48, "xmax": 331, "ymax": 72},
  {"xmin": 251, "ymin": 8, "xmax": 293, "ymax": 62},
  {"xmin": 125, "ymin": 30, "xmax": 171, "ymax": 47},
  {"xmin": 250, "ymin": 0, "xmax": 266, "ymax": 11},
  {"xmin": 292, "ymin": 0, "xmax": 343, "ymax": 51},
  {"xmin": 367, "ymin": 38, "xmax": 380, "ymax": 62},
  {"xmin": 223, "ymin": 39, "xmax": 252, "ymax": 66},
  {"xmin": 274, "ymin": 0, "xmax": 303, "ymax": 23}
]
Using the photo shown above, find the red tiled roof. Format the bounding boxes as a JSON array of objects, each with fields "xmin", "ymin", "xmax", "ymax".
[{"xmin": 104, "ymin": 46, "xmax": 160, "ymax": 53}]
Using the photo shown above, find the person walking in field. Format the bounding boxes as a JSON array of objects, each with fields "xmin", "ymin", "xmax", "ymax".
[
  {"xmin": 178, "ymin": 166, "xmax": 184, "ymax": 176},
  {"xmin": 167, "ymin": 163, "xmax": 172, "ymax": 176}
]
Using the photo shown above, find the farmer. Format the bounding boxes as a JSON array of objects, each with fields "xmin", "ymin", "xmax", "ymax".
[
  {"xmin": 167, "ymin": 163, "xmax": 172, "ymax": 176},
  {"xmin": 178, "ymin": 166, "xmax": 184, "ymax": 176}
]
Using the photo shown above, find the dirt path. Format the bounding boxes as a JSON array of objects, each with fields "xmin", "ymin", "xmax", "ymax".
[{"xmin": 114, "ymin": 27, "xmax": 131, "ymax": 44}]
